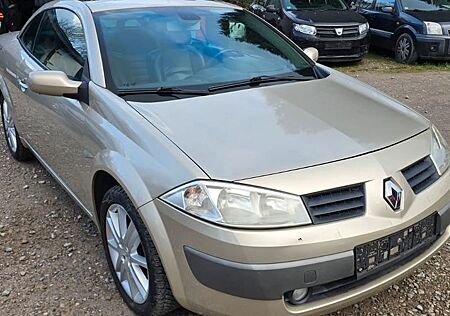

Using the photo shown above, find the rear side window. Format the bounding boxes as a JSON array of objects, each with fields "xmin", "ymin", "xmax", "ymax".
[
  {"xmin": 31, "ymin": 9, "xmax": 87, "ymax": 80},
  {"xmin": 20, "ymin": 13, "xmax": 43, "ymax": 51},
  {"xmin": 375, "ymin": 0, "xmax": 395, "ymax": 10}
]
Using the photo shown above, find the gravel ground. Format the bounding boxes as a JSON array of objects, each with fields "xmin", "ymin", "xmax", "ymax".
[{"xmin": 0, "ymin": 71, "xmax": 449, "ymax": 316}]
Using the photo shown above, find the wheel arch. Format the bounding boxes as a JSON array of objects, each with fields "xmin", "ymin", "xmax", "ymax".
[
  {"xmin": 393, "ymin": 25, "xmax": 418, "ymax": 44},
  {"xmin": 90, "ymin": 150, "xmax": 155, "ymax": 227},
  {"xmin": 0, "ymin": 74, "xmax": 13, "ymax": 107}
]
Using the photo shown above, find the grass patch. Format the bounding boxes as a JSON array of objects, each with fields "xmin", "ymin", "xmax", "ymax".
[{"xmin": 334, "ymin": 50, "xmax": 450, "ymax": 73}]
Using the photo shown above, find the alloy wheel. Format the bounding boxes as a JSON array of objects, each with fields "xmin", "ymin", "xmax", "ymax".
[
  {"xmin": 105, "ymin": 204, "xmax": 149, "ymax": 304},
  {"xmin": 397, "ymin": 37, "xmax": 411, "ymax": 62},
  {"xmin": 2, "ymin": 100, "xmax": 17, "ymax": 153}
]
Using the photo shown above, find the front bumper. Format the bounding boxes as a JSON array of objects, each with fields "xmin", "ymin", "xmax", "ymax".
[
  {"xmin": 139, "ymin": 130, "xmax": 450, "ymax": 316},
  {"xmin": 292, "ymin": 32, "xmax": 370, "ymax": 62},
  {"xmin": 416, "ymin": 34, "xmax": 450, "ymax": 60},
  {"xmin": 184, "ymin": 204, "xmax": 449, "ymax": 304}
]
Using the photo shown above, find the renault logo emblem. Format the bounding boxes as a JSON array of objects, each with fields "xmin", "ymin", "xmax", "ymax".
[
  {"xmin": 384, "ymin": 179, "xmax": 403, "ymax": 211},
  {"xmin": 335, "ymin": 28, "xmax": 344, "ymax": 36}
]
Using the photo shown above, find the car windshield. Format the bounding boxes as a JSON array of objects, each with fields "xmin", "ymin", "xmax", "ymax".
[
  {"xmin": 94, "ymin": 7, "xmax": 315, "ymax": 93},
  {"xmin": 283, "ymin": 0, "xmax": 348, "ymax": 11},
  {"xmin": 401, "ymin": 0, "xmax": 450, "ymax": 11}
]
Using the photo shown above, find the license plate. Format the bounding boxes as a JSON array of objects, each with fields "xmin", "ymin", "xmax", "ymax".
[
  {"xmin": 355, "ymin": 214, "xmax": 436, "ymax": 278},
  {"xmin": 324, "ymin": 42, "xmax": 352, "ymax": 50}
]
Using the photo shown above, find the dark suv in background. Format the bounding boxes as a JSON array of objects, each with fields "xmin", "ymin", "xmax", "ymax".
[
  {"xmin": 353, "ymin": 0, "xmax": 450, "ymax": 63},
  {"xmin": 249, "ymin": 0, "xmax": 370, "ymax": 62}
]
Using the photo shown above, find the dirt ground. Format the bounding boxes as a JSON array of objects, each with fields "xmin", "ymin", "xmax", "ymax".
[{"xmin": 0, "ymin": 71, "xmax": 449, "ymax": 316}]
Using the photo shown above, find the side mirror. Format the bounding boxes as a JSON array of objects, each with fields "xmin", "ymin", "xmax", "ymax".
[
  {"xmin": 304, "ymin": 47, "xmax": 319, "ymax": 62},
  {"xmin": 381, "ymin": 6, "xmax": 394, "ymax": 13},
  {"xmin": 266, "ymin": 4, "xmax": 280, "ymax": 13},
  {"xmin": 28, "ymin": 71, "xmax": 81, "ymax": 97}
]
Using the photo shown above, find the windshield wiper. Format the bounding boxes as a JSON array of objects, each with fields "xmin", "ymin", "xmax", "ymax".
[
  {"xmin": 117, "ymin": 87, "xmax": 210, "ymax": 97},
  {"xmin": 208, "ymin": 75, "xmax": 315, "ymax": 92}
]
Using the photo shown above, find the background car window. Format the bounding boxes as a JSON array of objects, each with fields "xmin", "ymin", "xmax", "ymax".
[
  {"xmin": 355, "ymin": 0, "xmax": 374, "ymax": 9},
  {"xmin": 401, "ymin": 0, "xmax": 450, "ymax": 11},
  {"xmin": 20, "ymin": 13, "xmax": 43, "ymax": 52},
  {"xmin": 266, "ymin": 0, "xmax": 282, "ymax": 9},
  {"xmin": 375, "ymin": 0, "xmax": 395, "ymax": 10},
  {"xmin": 32, "ymin": 9, "xmax": 87, "ymax": 80},
  {"xmin": 283, "ymin": 0, "xmax": 348, "ymax": 10}
]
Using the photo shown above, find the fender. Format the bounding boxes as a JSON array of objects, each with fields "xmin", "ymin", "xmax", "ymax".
[
  {"xmin": 90, "ymin": 150, "xmax": 154, "ymax": 226},
  {"xmin": 393, "ymin": 24, "xmax": 419, "ymax": 41}
]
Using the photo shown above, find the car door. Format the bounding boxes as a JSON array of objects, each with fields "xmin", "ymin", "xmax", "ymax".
[
  {"xmin": 17, "ymin": 8, "xmax": 91, "ymax": 205},
  {"xmin": 365, "ymin": 0, "xmax": 399, "ymax": 49}
]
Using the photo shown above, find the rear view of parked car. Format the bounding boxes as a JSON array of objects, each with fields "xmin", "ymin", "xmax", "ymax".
[
  {"xmin": 249, "ymin": 0, "xmax": 370, "ymax": 62},
  {"xmin": 354, "ymin": 0, "xmax": 450, "ymax": 63}
]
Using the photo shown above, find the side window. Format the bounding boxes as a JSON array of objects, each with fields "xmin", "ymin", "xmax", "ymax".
[
  {"xmin": 32, "ymin": 9, "xmax": 87, "ymax": 80},
  {"xmin": 20, "ymin": 13, "xmax": 43, "ymax": 52},
  {"xmin": 355, "ymin": 0, "xmax": 374, "ymax": 9},
  {"xmin": 375, "ymin": 0, "xmax": 395, "ymax": 10}
]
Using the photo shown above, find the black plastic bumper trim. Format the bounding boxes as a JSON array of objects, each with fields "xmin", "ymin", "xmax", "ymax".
[
  {"xmin": 437, "ymin": 201, "xmax": 450, "ymax": 235},
  {"xmin": 184, "ymin": 247, "xmax": 354, "ymax": 300}
]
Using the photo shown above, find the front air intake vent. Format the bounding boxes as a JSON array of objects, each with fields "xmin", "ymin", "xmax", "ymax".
[
  {"xmin": 303, "ymin": 184, "xmax": 365, "ymax": 224},
  {"xmin": 402, "ymin": 156, "xmax": 439, "ymax": 194}
]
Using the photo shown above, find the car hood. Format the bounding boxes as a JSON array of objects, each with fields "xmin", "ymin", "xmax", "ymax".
[
  {"xmin": 129, "ymin": 70, "xmax": 428, "ymax": 181},
  {"xmin": 406, "ymin": 10, "xmax": 450, "ymax": 23},
  {"xmin": 286, "ymin": 9, "xmax": 367, "ymax": 24}
]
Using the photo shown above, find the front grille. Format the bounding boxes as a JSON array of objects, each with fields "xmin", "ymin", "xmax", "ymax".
[
  {"xmin": 303, "ymin": 184, "xmax": 365, "ymax": 224},
  {"xmin": 402, "ymin": 156, "xmax": 439, "ymax": 194},
  {"xmin": 316, "ymin": 25, "xmax": 359, "ymax": 38}
]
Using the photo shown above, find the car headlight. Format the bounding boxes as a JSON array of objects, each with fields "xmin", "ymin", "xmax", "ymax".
[
  {"xmin": 161, "ymin": 181, "xmax": 312, "ymax": 228},
  {"xmin": 359, "ymin": 22, "xmax": 369, "ymax": 35},
  {"xmin": 424, "ymin": 21, "xmax": 443, "ymax": 35},
  {"xmin": 431, "ymin": 125, "xmax": 449, "ymax": 175},
  {"xmin": 293, "ymin": 24, "xmax": 317, "ymax": 36}
]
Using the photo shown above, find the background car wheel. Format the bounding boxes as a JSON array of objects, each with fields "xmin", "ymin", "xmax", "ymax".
[
  {"xmin": 395, "ymin": 33, "xmax": 418, "ymax": 64},
  {"xmin": 1, "ymin": 97, "xmax": 33, "ymax": 161},
  {"xmin": 100, "ymin": 186, "xmax": 179, "ymax": 316}
]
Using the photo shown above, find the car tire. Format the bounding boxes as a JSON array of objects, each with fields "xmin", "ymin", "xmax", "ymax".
[
  {"xmin": 99, "ymin": 186, "xmax": 179, "ymax": 316},
  {"xmin": 1, "ymin": 97, "xmax": 33, "ymax": 161},
  {"xmin": 395, "ymin": 33, "xmax": 418, "ymax": 64}
]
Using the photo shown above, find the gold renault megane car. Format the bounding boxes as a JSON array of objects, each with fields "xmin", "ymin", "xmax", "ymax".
[{"xmin": 0, "ymin": 0, "xmax": 449, "ymax": 315}]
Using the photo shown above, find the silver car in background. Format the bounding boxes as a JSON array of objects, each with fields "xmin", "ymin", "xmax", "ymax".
[{"xmin": 0, "ymin": 0, "xmax": 449, "ymax": 315}]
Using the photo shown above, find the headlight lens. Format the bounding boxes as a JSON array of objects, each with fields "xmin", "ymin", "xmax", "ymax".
[
  {"xmin": 161, "ymin": 181, "xmax": 312, "ymax": 228},
  {"xmin": 431, "ymin": 125, "xmax": 449, "ymax": 175},
  {"xmin": 359, "ymin": 22, "xmax": 369, "ymax": 35},
  {"xmin": 425, "ymin": 21, "xmax": 443, "ymax": 35},
  {"xmin": 293, "ymin": 24, "xmax": 317, "ymax": 36}
]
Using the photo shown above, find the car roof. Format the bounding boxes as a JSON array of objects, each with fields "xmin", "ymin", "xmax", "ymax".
[{"xmin": 83, "ymin": 0, "xmax": 240, "ymax": 13}]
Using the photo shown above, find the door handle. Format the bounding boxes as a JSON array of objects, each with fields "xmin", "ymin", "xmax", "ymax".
[{"xmin": 18, "ymin": 79, "xmax": 28, "ymax": 93}]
